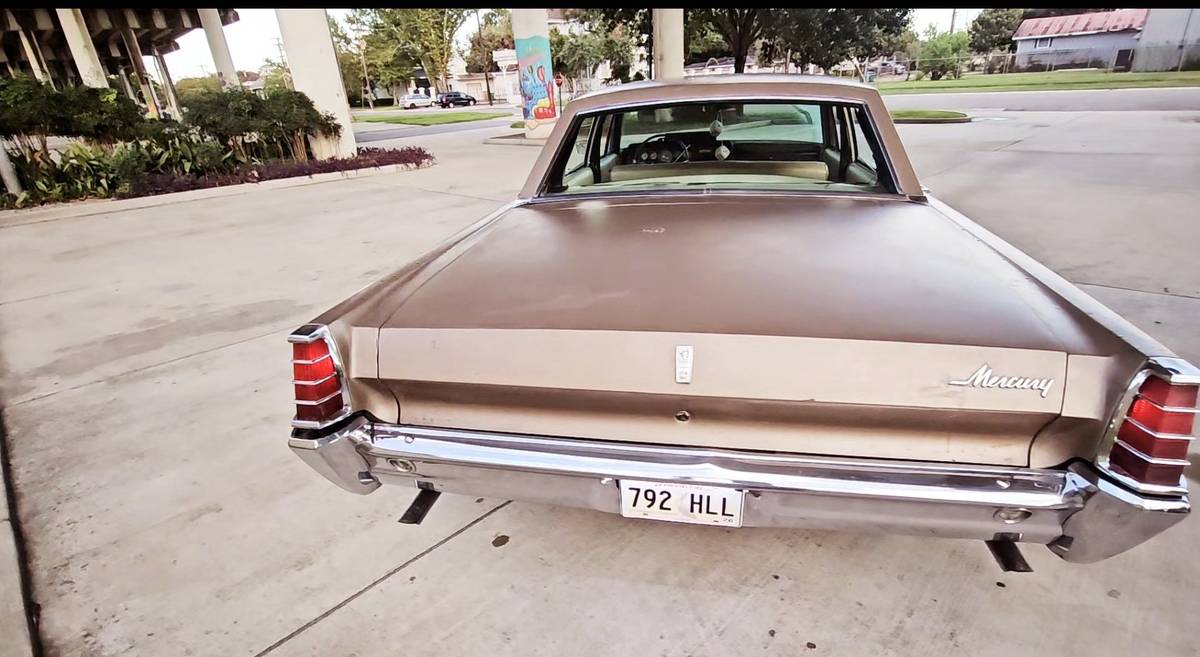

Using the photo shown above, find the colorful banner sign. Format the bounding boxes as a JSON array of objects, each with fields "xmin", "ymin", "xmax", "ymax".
[{"xmin": 515, "ymin": 34, "xmax": 557, "ymax": 127}]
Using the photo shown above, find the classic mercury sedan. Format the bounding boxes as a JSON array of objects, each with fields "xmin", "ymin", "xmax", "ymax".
[{"xmin": 287, "ymin": 76, "xmax": 1194, "ymax": 569}]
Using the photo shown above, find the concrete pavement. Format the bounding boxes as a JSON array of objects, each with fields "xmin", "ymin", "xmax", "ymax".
[{"xmin": 1, "ymin": 107, "xmax": 1199, "ymax": 657}]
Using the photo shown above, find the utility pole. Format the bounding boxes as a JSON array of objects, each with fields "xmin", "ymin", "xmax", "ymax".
[
  {"xmin": 358, "ymin": 40, "xmax": 374, "ymax": 109},
  {"xmin": 949, "ymin": 8, "xmax": 958, "ymax": 34},
  {"xmin": 272, "ymin": 37, "xmax": 293, "ymax": 89},
  {"xmin": 476, "ymin": 9, "xmax": 493, "ymax": 106}
]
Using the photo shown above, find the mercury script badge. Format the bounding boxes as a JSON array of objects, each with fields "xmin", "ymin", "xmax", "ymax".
[
  {"xmin": 948, "ymin": 364, "xmax": 1054, "ymax": 398},
  {"xmin": 675, "ymin": 345, "xmax": 694, "ymax": 384}
]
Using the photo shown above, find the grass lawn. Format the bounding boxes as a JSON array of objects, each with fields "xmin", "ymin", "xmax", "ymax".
[
  {"xmin": 877, "ymin": 70, "xmax": 1200, "ymax": 94},
  {"xmin": 359, "ymin": 111, "xmax": 512, "ymax": 126},
  {"xmin": 890, "ymin": 110, "xmax": 970, "ymax": 123}
]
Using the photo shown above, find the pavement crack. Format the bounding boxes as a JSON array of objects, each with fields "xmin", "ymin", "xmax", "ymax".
[
  {"xmin": 1076, "ymin": 281, "xmax": 1200, "ymax": 301},
  {"xmin": 254, "ymin": 500, "xmax": 512, "ymax": 657}
]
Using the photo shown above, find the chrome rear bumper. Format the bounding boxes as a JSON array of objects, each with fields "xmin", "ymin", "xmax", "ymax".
[{"xmin": 289, "ymin": 415, "xmax": 1189, "ymax": 563}]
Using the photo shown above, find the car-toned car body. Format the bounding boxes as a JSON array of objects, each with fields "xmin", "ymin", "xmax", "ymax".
[
  {"xmin": 399, "ymin": 93, "xmax": 433, "ymax": 109},
  {"xmin": 288, "ymin": 76, "xmax": 1193, "ymax": 567},
  {"xmin": 437, "ymin": 91, "xmax": 477, "ymax": 107}
]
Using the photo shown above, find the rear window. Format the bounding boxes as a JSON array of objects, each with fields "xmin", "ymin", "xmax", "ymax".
[{"xmin": 542, "ymin": 99, "xmax": 893, "ymax": 197}]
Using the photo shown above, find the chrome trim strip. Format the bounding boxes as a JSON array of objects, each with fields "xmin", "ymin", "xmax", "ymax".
[
  {"xmin": 1134, "ymin": 395, "xmax": 1200, "ymax": 415},
  {"xmin": 1148, "ymin": 357, "xmax": 1200, "ymax": 385},
  {"xmin": 289, "ymin": 418, "xmax": 1190, "ymax": 560},
  {"xmin": 1095, "ymin": 467, "xmax": 1187, "ymax": 498},
  {"xmin": 294, "ymin": 390, "xmax": 342, "ymax": 406},
  {"xmin": 288, "ymin": 324, "xmax": 352, "ymax": 430},
  {"xmin": 291, "ymin": 354, "xmax": 332, "ymax": 366},
  {"xmin": 1124, "ymin": 417, "xmax": 1195, "ymax": 441},
  {"xmin": 365, "ymin": 423, "xmax": 1083, "ymax": 509},
  {"xmin": 291, "ymin": 407, "xmax": 352, "ymax": 431},
  {"xmin": 287, "ymin": 326, "xmax": 324, "ymax": 344},
  {"xmin": 293, "ymin": 373, "xmax": 338, "ymax": 387},
  {"xmin": 1112, "ymin": 440, "xmax": 1191, "ymax": 466}
]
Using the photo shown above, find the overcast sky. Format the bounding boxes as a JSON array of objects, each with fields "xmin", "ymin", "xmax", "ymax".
[{"xmin": 159, "ymin": 8, "xmax": 984, "ymax": 81}]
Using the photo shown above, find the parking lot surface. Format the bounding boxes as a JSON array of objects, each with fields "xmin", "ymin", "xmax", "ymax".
[{"xmin": 1, "ymin": 104, "xmax": 1198, "ymax": 656}]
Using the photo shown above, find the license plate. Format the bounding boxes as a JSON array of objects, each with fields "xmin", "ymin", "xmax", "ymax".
[{"xmin": 619, "ymin": 479, "xmax": 744, "ymax": 527}]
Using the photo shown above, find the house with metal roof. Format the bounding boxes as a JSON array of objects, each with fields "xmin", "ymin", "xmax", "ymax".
[{"xmin": 1011, "ymin": 8, "xmax": 1148, "ymax": 71}]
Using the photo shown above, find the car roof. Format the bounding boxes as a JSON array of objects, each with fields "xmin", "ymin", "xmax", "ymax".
[{"xmin": 568, "ymin": 74, "xmax": 875, "ymax": 110}]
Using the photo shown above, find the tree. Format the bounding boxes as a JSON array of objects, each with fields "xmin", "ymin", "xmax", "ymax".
[
  {"xmin": 326, "ymin": 15, "xmax": 368, "ymax": 106},
  {"xmin": 685, "ymin": 20, "xmax": 730, "ymax": 65},
  {"xmin": 550, "ymin": 26, "xmax": 637, "ymax": 91},
  {"xmin": 568, "ymin": 9, "xmax": 733, "ymax": 76},
  {"xmin": 352, "ymin": 9, "xmax": 471, "ymax": 93},
  {"xmin": 363, "ymin": 34, "xmax": 419, "ymax": 103},
  {"xmin": 771, "ymin": 9, "xmax": 913, "ymax": 72},
  {"xmin": 175, "ymin": 71, "xmax": 260, "ymax": 103},
  {"xmin": 464, "ymin": 9, "xmax": 513, "ymax": 74},
  {"xmin": 969, "ymin": 8, "xmax": 1023, "ymax": 54},
  {"xmin": 918, "ymin": 29, "xmax": 970, "ymax": 80},
  {"xmin": 690, "ymin": 9, "xmax": 774, "ymax": 74},
  {"xmin": 570, "ymin": 9, "xmax": 653, "ymax": 75},
  {"xmin": 880, "ymin": 28, "xmax": 920, "ymax": 62}
]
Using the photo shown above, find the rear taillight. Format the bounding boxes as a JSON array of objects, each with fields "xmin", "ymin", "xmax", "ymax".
[
  {"xmin": 289, "ymin": 325, "xmax": 350, "ymax": 429},
  {"xmin": 1101, "ymin": 361, "xmax": 1197, "ymax": 492}
]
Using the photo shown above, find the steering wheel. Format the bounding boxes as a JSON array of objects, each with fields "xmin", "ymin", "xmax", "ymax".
[{"xmin": 632, "ymin": 135, "xmax": 690, "ymax": 164}]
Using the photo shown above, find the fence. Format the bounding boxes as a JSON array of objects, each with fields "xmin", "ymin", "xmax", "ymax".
[{"xmin": 845, "ymin": 42, "xmax": 1200, "ymax": 82}]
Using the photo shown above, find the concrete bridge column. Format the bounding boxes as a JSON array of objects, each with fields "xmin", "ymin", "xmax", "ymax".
[
  {"xmin": 275, "ymin": 9, "xmax": 357, "ymax": 159},
  {"xmin": 652, "ymin": 9, "xmax": 684, "ymax": 80},
  {"xmin": 199, "ymin": 8, "xmax": 240, "ymax": 89},
  {"xmin": 512, "ymin": 8, "xmax": 557, "ymax": 139},
  {"xmin": 55, "ymin": 9, "xmax": 108, "ymax": 88},
  {"xmin": 17, "ymin": 30, "xmax": 48, "ymax": 83}
]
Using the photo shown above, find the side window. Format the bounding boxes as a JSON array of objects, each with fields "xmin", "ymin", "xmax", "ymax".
[
  {"xmin": 565, "ymin": 116, "xmax": 595, "ymax": 173},
  {"xmin": 852, "ymin": 111, "xmax": 877, "ymax": 171},
  {"xmin": 596, "ymin": 114, "xmax": 615, "ymax": 156}
]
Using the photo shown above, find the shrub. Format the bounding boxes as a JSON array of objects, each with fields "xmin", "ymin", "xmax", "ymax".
[
  {"xmin": 59, "ymin": 85, "xmax": 144, "ymax": 143},
  {"xmin": 0, "ymin": 77, "xmax": 143, "ymax": 154},
  {"xmin": 182, "ymin": 87, "xmax": 343, "ymax": 162},
  {"xmin": 129, "ymin": 146, "xmax": 433, "ymax": 197},
  {"xmin": 109, "ymin": 143, "xmax": 151, "ymax": 194},
  {"xmin": 918, "ymin": 31, "xmax": 969, "ymax": 80}
]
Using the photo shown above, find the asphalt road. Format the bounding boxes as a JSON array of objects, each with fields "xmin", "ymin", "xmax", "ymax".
[
  {"xmin": 2, "ymin": 97, "xmax": 1199, "ymax": 656},
  {"xmin": 883, "ymin": 85, "xmax": 1200, "ymax": 111},
  {"xmin": 355, "ymin": 117, "xmax": 518, "ymax": 143}
]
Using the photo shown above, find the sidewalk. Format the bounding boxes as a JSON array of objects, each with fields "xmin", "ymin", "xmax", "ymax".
[{"xmin": 1, "ymin": 421, "xmax": 35, "ymax": 657}]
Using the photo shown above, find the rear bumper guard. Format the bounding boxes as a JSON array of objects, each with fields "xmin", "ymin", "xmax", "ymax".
[{"xmin": 289, "ymin": 416, "xmax": 1189, "ymax": 563}]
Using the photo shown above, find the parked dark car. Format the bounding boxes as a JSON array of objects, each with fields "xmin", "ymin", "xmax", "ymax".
[{"xmin": 437, "ymin": 91, "xmax": 477, "ymax": 107}]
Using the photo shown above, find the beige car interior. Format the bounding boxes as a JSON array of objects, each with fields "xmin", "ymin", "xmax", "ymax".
[{"xmin": 558, "ymin": 102, "xmax": 888, "ymax": 193}]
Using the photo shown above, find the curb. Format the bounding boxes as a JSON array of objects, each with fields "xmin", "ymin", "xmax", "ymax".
[
  {"xmin": 893, "ymin": 115, "xmax": 973, "ymax": 124},
  {"xmin": 483, "ymin": 133, "xmax": 547, "ymax": 147},
  {"xmin": 0, "ymin": 162, "xmax": 432, "ymax": 229},
  {"xmin": 0, "ymin": 410, "xmax": 38, "ymax": 657}
]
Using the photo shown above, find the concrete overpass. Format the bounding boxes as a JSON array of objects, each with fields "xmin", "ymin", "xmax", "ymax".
[{"xmin": 1, "ymin": 7, "xmax": 685, "ymax": 168}]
